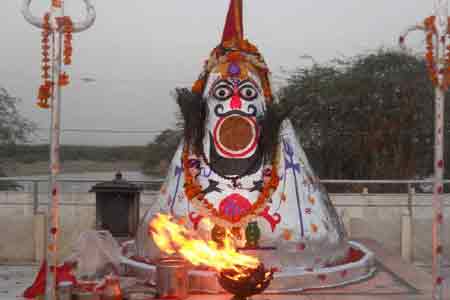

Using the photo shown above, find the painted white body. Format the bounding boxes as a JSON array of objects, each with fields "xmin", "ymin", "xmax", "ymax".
[{"xmin": 138, "ymin": 119, "xmax": 349, "ymax": 268}]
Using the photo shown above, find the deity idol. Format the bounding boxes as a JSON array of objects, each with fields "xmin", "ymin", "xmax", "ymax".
[{"xmin": 137, "ymin": 1, "xmax": 368, "ymax": 278}]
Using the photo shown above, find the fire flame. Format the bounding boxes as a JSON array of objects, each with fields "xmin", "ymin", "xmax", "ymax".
[{"xmin": 149, "ymin": 214, "xmax": 259, "ymax": 275}]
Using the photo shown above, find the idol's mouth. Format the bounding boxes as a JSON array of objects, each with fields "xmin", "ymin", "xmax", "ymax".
[{"xmin": 212, "ymin": 114, "xmax": 259, "ymax": 158}]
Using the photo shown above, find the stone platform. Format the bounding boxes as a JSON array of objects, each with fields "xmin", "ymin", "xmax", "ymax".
[
  {"xmin": 125, "ymin": 239, "xmax": 442, "ymax": 300},
  {"xmin": 2, "ymin": 239, "xmax": 446, "ymax": 300}
]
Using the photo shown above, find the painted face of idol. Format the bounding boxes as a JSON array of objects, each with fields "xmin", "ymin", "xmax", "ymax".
[{"xmin": 202, "ymin": 63, "xmax": 266, "ymax": 177}]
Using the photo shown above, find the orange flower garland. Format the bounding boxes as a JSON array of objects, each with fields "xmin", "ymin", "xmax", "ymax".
[
  {"xmin": 58, "ymin": 16, "xmax": 73, "ymax": 86},
  {"xmin": 52, "ymin": 0, "xmax": 61, "ymax": 8},
  {"xmin": 58, "ymin": 72, "xmax": 70, "ymax": 87},
  {"xmin": 424, "ymin": 16, "xmax": 439, "ymax": 87},
  {"xmin": 63, "ymin": 17, "xmax": 73, "ymax": 66},
  {"xmin": 36, "ymin": 14, "xmax": 75, "ymax": 108},
  {"xmin": 37, "ymin": 13, "xmax": 52, "ymax": 109},
  {"xmin": 182, "ymin": 144, "xmax": 280, "ymax": 228},
  {"xmin": 422, "ymin": 16, "xmax": 450, "ymax": 90}
]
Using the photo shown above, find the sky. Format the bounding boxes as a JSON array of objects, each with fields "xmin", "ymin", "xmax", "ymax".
[{"xmin": 0, "ymin": 0, "xmax": 435, "ymax": 146}]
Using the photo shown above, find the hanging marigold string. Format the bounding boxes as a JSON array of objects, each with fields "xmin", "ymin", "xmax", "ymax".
[
  {"xmin": 63, "ymin": 17, "xmax": 73, "ymax": 66},
  {"xmin": 52, "ymin": 0, "xmax": 61, "ymax": 8},
  {"xmin": 37, "ymin": 13, "xmax": 52, "ymax": 109},
  {"xmin": 182, "ymin": 144, "xmax": 280, "ymax": 228},
  {"xmin": 419, "ymin": 16, "xmax": 450, "ymax": 90},
  {"xmin": 58, "ymin": 16, "xmax": 73, "ymax": 87},
  {"xmin": 36, "ymin": 14, "xmax": 75, "ymax": 105},
  {"xmin": 424, "ymin": 16, "xmax": 440, "ymax": 87}
]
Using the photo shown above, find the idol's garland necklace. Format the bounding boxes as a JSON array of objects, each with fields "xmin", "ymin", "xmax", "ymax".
[{"xmin": 182, "ymin": 143, "xmax": 280, "ymax": 229}]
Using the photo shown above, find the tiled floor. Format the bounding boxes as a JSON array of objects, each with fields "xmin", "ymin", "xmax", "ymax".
[{"xmin": 0, "ymin": 265, "xmax": 38, "ymax": 300}]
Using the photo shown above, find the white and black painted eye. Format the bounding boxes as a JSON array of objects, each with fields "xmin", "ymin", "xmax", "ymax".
[
  {"xmin": 239, "ymin": 85, "xmax": 258, "ymax": 101},
  {"xmin": 213, "ymin": 85, "xmax": 233, "ymax": 101}
]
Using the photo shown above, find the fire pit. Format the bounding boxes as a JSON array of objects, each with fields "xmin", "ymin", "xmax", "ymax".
[{"xmin": 218, "ymin": 263, "xmax": 274, "ymax": 300}]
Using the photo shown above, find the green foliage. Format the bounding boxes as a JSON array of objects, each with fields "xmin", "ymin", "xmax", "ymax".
[
  {"xmin": 142, "ymin": 129, "xmax": 182, "ymax": 175},
  {"xmin": 143, "ymin": 50, "xmax": 444, "ymax": 189},
  {"xmin": 279, "ymin": 50, "xmax": 437, "ymax": 187},
  {"xmin": 0, "ymin": 87, "xmax": 35, "ymax": 146},
  {"xmin": 1, "ymin": 144, "xmax": 147, "ymax": 163},
  {"xmin": 0, "ymin": 87, "xmax": 35, "ymax": 190},
  {"xmin": 0, "ymin": 168, "xmax": 22, "ymax": 191}
]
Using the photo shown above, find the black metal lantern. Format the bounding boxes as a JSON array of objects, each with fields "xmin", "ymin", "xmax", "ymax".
[{"xmin": 90, "ymin": 172, "xmax": 142, "ymax": 238}]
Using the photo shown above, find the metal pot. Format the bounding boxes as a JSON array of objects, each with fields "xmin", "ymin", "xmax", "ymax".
[
  {"xmin": 156, "ymin": 257, "xmax": 188, "ymax": 300},
  {"xmin": 57, "ymin": 281, "xmax": 73, "ymax": 300},
  {"xmin": 72, "ymin": 290, "xmax": 101, "ymax": 300}
]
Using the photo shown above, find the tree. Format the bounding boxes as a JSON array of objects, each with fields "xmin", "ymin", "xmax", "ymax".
[
  {"xmin": 0, "ymin": 87, "xmax": 35, "ymax": 189},
  {"xmin": 279, "ymin": 50, "xmax": 438, "ymax": 191},
  {"xmin": 142, "ymin": 129, "xmax": 182, "ymax": 176},
  {"xmin": 0, "ymin": 87, "xmax": 35, "ymax": 145},
  {"xmin": 143, "ymin": 50, "xmax": 445, "ymax": 191}
]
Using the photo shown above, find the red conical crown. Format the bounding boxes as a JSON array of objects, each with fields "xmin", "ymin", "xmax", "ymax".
[
  {"xmin": 192, "ymin": 0, "xmax": 273, "ymax": 102},
  {"xmin": 222, "ymin": 0, "xmax": 244, "ymax": 47}
]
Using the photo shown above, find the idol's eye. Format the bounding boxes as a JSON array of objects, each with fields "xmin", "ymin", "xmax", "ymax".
[
  {"xmin": 213, "ymin": 85, "xmax": 233, "ymax": 101},
  {"xmin": 239, "ymin": 85, "xmax": 258, "ymax": 101}
]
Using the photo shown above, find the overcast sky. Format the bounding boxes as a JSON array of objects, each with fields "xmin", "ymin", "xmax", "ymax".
[{"xmin": 0, "ymin": 0, "xmax": 434, "ymax": 145}]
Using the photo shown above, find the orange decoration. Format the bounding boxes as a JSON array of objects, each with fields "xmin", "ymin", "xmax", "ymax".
[
  {"xmin": 192, "ymin": 78, "xmax": 206, "ymax": 94},
  {"xmin": 191, "ymin": 0, "xmax": 273, "ymax": 101},
  {"xmin": 36, "ymin": 13, "xmax": 53, "ymax": 109},
  {"xmin": 282, "ymin": 229, "xmax": 292, "ymax": 241},
  {"xmin": 37, "ymin": 81, "xmax": 53, "ymax": 109},
  {"xmin": 182, "ymin": 144, "xmax": 279, "ymax": 227},
  {"xmin": 422, "ymin": 15, "xmax": 450, "ymax": 90},
  {"xmin": 58, "ymin": 72, "xmax": 70, "ymax": 86},
  {"xmin": 36, "ymin": 13, "xmax": 74, "ymax": 105},
  {"xmin": 177, "ymin": 217, "xmax": 188, "ymax": 226},
  {"xmin": 227, "ymin": 51, "xmax": 243, "ymax": 62},
  {"xmin": 52, "ymin": 0, "xmax": 61, "ymax": 8},
  {"xmin": 63, "ymin": 17, "xmax": 73, "ymax": 66},
  {"xmin": 239, "ymin": 39, "xmax": 258, "ymax": 53}
]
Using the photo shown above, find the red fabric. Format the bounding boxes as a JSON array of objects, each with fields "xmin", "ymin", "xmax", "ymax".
[
  {"xmin": 222, "ymin": 0, "xmax": 244, "ymax": 44},
  {"xmin": 23, "ymin": 261, "xmax": 77, "ymax": 299},
  {"xmin": 346, "ymin": 246, "xmax": 365, "ymax": 263}
]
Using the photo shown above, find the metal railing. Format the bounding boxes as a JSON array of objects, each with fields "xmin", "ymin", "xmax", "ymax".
[
  {"xmin": 0, "ymin": 177, "xmax": 164, "ymax": 214},
  {"xmin": 0, "ymin": 177, "xmax": 449, "ymax": 213},
  {"xmin": 0, "ymin": 177, "xmax": 448, "ymax": 269}
]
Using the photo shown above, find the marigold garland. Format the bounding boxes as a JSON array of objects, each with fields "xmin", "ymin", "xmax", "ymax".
[
  {"xmin": 58, "ymin": 72, "xmax": 70, "ymax": 87},
  {"xmin": 182, "ymin": 144, "xmax": 280, "ymax": 229},
  {"xmin": 424, "ymin": 16, "xmax": 439, "ymax": 87},
  {"xmin": 37, "ymin": 13, "xmax": 52, "ymax": 109},
  {"xmin": 52, "ymin": 0, "xmax": 61, "ymax": 8},
  {"xmin": 421, "ymin": 16, "xmax": 450, "ymax": 90},
  {"xmin": 36, "ymin": 14, "xmax": 75, "ymax": 108},
  {"xmin": 63, "ymin": 17, "xmax": 73, "ymax": 66}
]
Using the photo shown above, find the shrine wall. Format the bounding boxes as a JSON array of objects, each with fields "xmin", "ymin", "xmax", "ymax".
[{"xmin": 0, "ymin": 191, "xmax": 448, "ymax": 265}]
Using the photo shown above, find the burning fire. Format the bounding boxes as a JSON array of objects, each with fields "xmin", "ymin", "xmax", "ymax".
[{"xmin": 149, "ymin": 214, "xmax": 260, "ymax": 275}]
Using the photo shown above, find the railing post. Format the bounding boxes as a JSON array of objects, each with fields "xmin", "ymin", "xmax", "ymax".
[
  {"xmin": 401, "ymin": 183, "xmax": 414, "ymax": 262},
  {"xmin": 33, "ymin": 212, "xmax": 47, "ymax": 264},
  {"xmin": 33, "ymin": 181, "xmax": 39, "ymax": 215}
]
